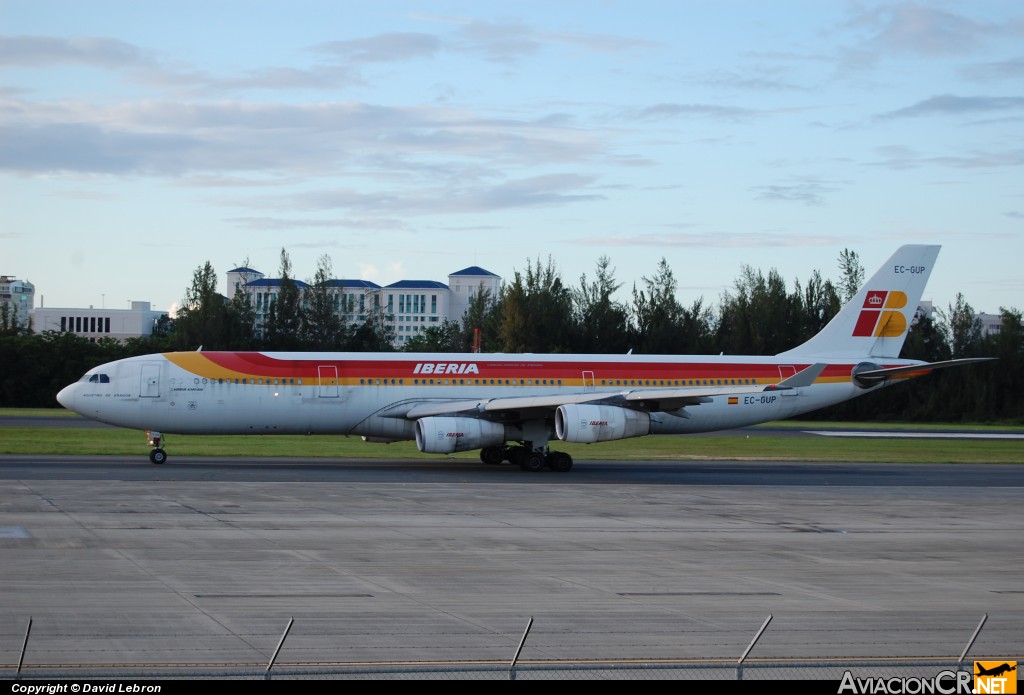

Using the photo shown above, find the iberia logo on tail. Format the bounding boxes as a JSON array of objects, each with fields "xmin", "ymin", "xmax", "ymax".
[{"xmin": 852, "ymin": 290, "xmax": 909, "ymax": 337}]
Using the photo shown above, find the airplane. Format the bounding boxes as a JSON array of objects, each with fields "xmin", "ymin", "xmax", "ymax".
[
  {"xmin": 975, "ymin": 663, "xmax": 1016, "ymax": 677},
  {"xmin": 56, "ymin": 245, "xmax": 992, "ymax": 471}
]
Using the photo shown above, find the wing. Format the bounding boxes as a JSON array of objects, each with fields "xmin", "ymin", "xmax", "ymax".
[{"xmin": 394, "ymin": 363, "xmax": 828, "ymax": 422}]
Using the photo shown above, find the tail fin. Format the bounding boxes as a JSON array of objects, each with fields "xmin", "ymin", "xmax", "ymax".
[{"xmin": 778, "ymin": 245, "xmax": 940, "ymax": 359}]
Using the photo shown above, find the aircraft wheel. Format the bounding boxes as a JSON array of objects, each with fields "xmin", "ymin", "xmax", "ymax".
[
  {"xmin": 480, "ymin": 446, "xmax": 505, "ymax": 465},
  {"xmin": 548, "ymin": 452, "xmax": 573, "ymax": 472},
  {"xmin": 519, "ymin": 452, "xmax": 545, "ymax": 472},
  {"xmin": 149, "ymin": 448, "xmax": 167, "ymax": 465}
]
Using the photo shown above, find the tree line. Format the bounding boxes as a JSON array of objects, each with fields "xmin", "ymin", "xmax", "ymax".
[{"xmin": 1, "ymin": 249, "xmax": 1020, "ymax": 423}]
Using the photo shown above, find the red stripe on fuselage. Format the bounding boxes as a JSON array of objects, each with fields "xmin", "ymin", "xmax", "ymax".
[{"xmin": 167, "ymin": 352, "xmax": 897, "ymax": 384}]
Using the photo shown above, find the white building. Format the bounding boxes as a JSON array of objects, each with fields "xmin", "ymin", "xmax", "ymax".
[
  {"xmin": 227, "ymin": 265, "xmax": 502, "ymax": 346},
  {"xmin": 226, "ymin": 266, "xmax": 264, "ymax": 300},
  {"xmin": 0, "ymin": 275, "xmax": 35, "ymax": 329},
  {"xmin": 384, "ymin": 280, "xmax": 451, "ymax": 345},
  {"xmin": 977, "ymin": 312, "xmax": 1003, "ymax": 338},
  {"xmin": 446, "ymin": 266, "xmax": 502, "ymax": 322},
  {"xmin": 916, "ymin": 301, "xmax": 1006, "ymax": 338},
  {"xmin": 915, "ymin": 300, "xmax": 935, "ymax": 324},
  {"xmin": 243, "ymin": 277, "xmax": 311, "ymax": 338},
  {"xmin": 33, "ymin": 301, "xmax": 167, "ymax": 341}
]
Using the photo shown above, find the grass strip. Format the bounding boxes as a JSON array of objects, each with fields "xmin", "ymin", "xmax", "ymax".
[{"xmin": 1, "ymin": 427, "xmax": 1020, "ymax": 463}]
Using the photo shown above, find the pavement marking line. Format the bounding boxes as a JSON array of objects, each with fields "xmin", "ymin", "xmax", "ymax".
[{"xmin": 806, "ymin": 431, "xmax": 1024, "ymax": 439}]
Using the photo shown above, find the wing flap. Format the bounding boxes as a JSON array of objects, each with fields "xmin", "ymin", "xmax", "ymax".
[
  {"xmin": 403, "ymin": 385, "xmax": 793, "ymax": 420},
  {"xmin": 403, "ymin": 399, "xmax": 491, "ymax": 419}
]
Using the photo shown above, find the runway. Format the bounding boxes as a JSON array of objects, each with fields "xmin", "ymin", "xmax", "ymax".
[
  {"xmin": 1, "ymin": 454, "xmax": 1023, "ymax": 486},
  {"xmin": 0, "ymin": 454, "xmax": 1022, "ymax": 674}
]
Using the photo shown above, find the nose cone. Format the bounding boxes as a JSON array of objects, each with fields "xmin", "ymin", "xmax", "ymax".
[{"xmin": 57, "ymin": 383, "xmax": 76, "ymax": 412}]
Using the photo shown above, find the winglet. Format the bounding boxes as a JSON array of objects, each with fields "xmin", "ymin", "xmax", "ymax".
[{"xmin": 772, "ymin": 363, "xmax": 827, "ymax": 389}]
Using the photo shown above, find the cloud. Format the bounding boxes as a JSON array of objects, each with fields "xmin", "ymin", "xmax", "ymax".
[
  {"xmin": 279, "ymin": 174, "xmax": 604, "ymax": 214},
  {"xmin": 51, "ymin": 189, "xmax": 119, "ymax": 201},
  {"xmin": 315, "ymin": 33, "xmax": 442, "ymax": 63},
  {"xmin": 453, "ymin": 19, "xmax": 657, "ymax": 61},
  {"xmin": 0, "ymin": 122, "xmax": 200, "ymax": 174},
  {"xmin": 448, "ymin": 19, "xmax": 547, "ymax": 63},
  {"xmin": 0, "ymin": 34, "xmax": 365, "ymax": 96},
  {"xmin": 630, "ymin": 103, "xmax": 759, "ymax": 122},
  {"xmin": 416, "ymin": 15, "xmax": 657, "ymax": 64},
  {"xmin": 224, "ymin": 216, "xmax": 408, "ymax": 231},
  {"xmin": 0, "ymin": 98, "xmax": 609, "ymax": 176},
  {"xmin": 577, "ymin": 231, "xmax": 844, "ymax": 248},
  {"xmin": 833, "ymin": 3, "xmax": 1024, "ymax": 73},
  {"xmin": 193, "ymin": 66, "xmax": 362, "ymax": 93},
  {"xmin": 449, "ymin": 173, "xmax": 604, "ymax": 211},
  {"xmin": 963, "ymin": 55, "xmax": 1024, "ymax": 81},
  {"xmin": 752, "ymin": 182, "xmax": 840, "ymax": 206},
  {"xmin": 174, "ymin": 175, "xmax": 299, "ymax": 189},
  {"xmin": 694, "ymin": 70, "xmax": 810, "ymax": 93},
  {"xmin": 868, "ymin": 145, "xmax": 1024, "ymax": 170},
  {"xmin": 0, "ymin": 35, "xmax": 153, "ymax": 68},
  {"xmin": 843, "ymin": 3, "xmax": 997, "ymax": 58},
  {"xmin": 0, "ymin": 19, "xmax": 656, "ymax": 98},
  {"xmin": 878, "ymin": 94, "xmax": 1024, "ymax": 119},
  {"xmin": 359, "ymin": 263, "xmax": 380, "ymax": 281},
  {"xmin": 543, "ymin": 29, "xmax": 659, "ymax": 54}
]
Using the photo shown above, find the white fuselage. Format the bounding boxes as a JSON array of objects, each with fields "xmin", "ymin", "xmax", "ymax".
[{"xmin": 57, "ymin": 351, "xmax": 903, "ymax": 443}]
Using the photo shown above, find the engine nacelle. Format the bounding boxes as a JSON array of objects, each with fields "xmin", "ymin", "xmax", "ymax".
[
  {"xmin": 555, "ymin": 404, "xmax": 651, "ymax": 444},
  {"xmin": 415, "ymin": 417, "xmax": 506, "ymax": 454}
]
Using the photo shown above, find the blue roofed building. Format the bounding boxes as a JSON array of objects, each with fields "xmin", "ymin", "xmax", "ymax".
[
  {"xmin": 326, "ymin": 279, "xmax": 383, "ymax": 325},
  {"xmin": 447, "ymin": 266, "xmax": 501, "ymax": 326},
  {"xmin": 385, "ymin": 280, "xmax": 452, "ymax": 346}
]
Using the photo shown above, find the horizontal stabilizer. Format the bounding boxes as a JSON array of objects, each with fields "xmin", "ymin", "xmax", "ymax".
[{"xmin": 854, "ymin": 357, "xmax": 996, "ymax": 383}]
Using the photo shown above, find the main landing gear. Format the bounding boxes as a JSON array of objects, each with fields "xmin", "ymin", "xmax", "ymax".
[
  {"xmin": 147, "ymin": 431, "xmax": 167, "ymax": 465},
  {"xmin": 479, "ymin": 445, "xmax": 573, "ymax": 472}
]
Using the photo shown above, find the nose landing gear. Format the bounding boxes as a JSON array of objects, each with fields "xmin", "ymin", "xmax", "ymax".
[{"xmin": 147, "ymin": 431, "xmax": 167, "ymax": 464}]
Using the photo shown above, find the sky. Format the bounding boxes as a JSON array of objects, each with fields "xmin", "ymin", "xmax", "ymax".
[{"xmin": 2, "ymin": 0, "xmax": 1022, "ymax": 321}]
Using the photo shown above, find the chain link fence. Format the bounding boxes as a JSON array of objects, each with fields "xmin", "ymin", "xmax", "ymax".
[
  {"xmin": 0, "ymin": 660, "xmax": 980, "ymax": 681},
  {"xmin": 1, "ymin": 614, "xmax": 1011, "ymax": 681}
]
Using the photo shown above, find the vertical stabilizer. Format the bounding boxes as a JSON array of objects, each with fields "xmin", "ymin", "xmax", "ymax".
[{"xmin": 778, "ymin": 245, "xmax": 940, "ymax": 359}]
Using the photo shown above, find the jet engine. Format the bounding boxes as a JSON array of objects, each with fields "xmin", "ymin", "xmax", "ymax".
[
  {"xmin": 415, "ymin": 417, "xmax": 506, "ymax": 454},
  {"xmin": 555, "ymin": 404, "xmax": 651, "ymax": 443}
]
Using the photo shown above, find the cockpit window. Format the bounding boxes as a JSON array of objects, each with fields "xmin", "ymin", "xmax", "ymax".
[{"xmin": 83, "ymin": 373, "xmax": 111, "ymax": 383}]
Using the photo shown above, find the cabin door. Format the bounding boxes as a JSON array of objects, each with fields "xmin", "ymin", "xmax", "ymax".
[
  {"xmin": 318, "ymin": 366, "xmax": 339, "ymax": 398},
  {"xmin": 140, "ymin": 363, "xmax": 161, "ymax": 398},
  {"xmin": 582, "ymin": 370, "xmax": 595, "ymax": 392}
]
